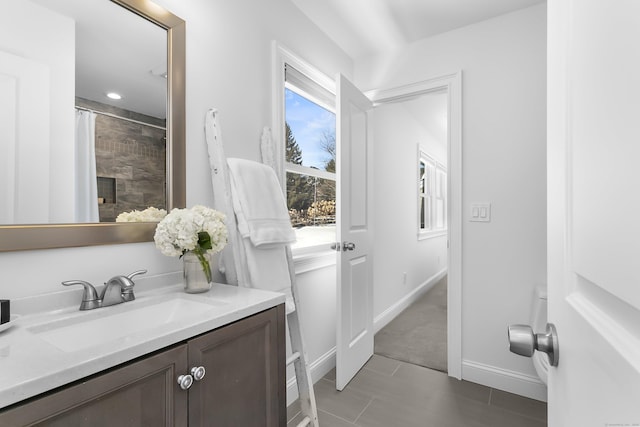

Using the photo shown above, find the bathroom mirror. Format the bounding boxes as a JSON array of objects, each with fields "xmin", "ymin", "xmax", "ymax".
[{"xmin": 0, "ymin": 0, "xmax": 185, "ymax": 251}]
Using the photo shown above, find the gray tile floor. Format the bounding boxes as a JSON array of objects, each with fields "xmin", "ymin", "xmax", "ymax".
[{"xmin": 287, "ymin": 355, "xmax": 547, "ymax": 427}]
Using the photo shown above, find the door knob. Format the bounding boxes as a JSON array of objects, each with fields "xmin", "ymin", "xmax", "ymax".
[
  {"xmin": 343, "ymin": 242, "xmax": 356, "ymax": 251},
  {"xmin": 508, "ymin": 323, "xmax": 559, "ymax": 367},
  {"xmin": 330, "ymin": 242, "xmax": 356, "ymax": 251}
]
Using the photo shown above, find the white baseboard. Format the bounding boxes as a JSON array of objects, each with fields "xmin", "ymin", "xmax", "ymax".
[
  {"xmin": 374, "ymin": 268, "xmax": 447, "ymax": 333},
  {"xmin": 286, "ymin": 347, "xmax": 336, "ymax": 406},
  {"xmin": 462, "ymin": 359, "xmax": 547, "ymax": 402}
]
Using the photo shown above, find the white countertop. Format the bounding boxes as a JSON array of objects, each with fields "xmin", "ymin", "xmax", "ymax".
[{"xmin": 0, "ymin": 283, "xmax": 285, "ymax": 409}]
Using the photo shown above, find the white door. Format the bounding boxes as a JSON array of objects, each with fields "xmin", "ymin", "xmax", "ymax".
[
  {"xmin": 0, "ymin": 51, "xmax": 50, "ymax": 224},
  {"xmin": 547, "ymin": 0, "xmax": 640, "ymax": 425},
  {"xmin": 335, "ymin": 74, "xmax": 374, "ymax": 390}
]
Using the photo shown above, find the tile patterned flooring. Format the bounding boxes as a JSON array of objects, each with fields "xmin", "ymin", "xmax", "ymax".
[{"xmin": 287, "ymin": 355, "xmax": 547, "ymax": 427}]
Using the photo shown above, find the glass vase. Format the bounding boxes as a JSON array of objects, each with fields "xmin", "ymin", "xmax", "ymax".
[{"xmin": 183, "ymin": 251, "xmax": 213, "ymax": 293}]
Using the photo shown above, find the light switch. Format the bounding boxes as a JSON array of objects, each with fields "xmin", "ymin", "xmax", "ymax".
[{"xmin": 470, "ymin": 203, "xmax": 491, "ymax": 222}]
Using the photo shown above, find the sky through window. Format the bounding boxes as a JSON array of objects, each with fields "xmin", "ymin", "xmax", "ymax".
[{"xmin": 285, "ymin": 88, "xmax": 335, "ymax": 170}]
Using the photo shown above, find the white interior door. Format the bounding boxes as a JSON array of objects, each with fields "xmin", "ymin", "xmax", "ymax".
[
  {"xmin": 0, "ymin": 51, "xmax": 50, "ymax": 224},
  {"xmin": 548, "ymin": 0, "xmax": 640, "ymax": 424},
  {"xmin": 335, "ymin": 73, "xmax": 374, "ymax": 391}
]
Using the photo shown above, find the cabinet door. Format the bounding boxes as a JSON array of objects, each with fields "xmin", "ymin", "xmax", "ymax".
[
  {"xmin": 187, "ymin": 305, "xmax": 286, "ymax": 427},
  {"xmin": 0, "ymin": 344, "xmax": 189, "ymax": 427}
]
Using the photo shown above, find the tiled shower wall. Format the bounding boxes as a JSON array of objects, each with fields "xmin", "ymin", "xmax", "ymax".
[{"xmin": 76, "ymin": 98, "xmax": 166, "ymax": 222}]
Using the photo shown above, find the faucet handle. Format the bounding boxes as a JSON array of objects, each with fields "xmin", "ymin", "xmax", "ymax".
[
  {"xmin": 126, "ymin": 270, "xmax": 147, "ymax": 281},
  {"xmin": 121, "ymin": 270, "xmax": 146, "ymax": 302},
  {"xmin": 62, "ymin": 280, "xmax": 101, "ymax": 310}
]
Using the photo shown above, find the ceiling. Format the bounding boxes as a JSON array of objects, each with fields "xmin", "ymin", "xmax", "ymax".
[
  {"xmin": 290, "ymin": 0, "xmax": 546, "ymax": 60},
  {"xmin": 25, "ymin": 0, "xmax": 545, "ymax": 119},
  {"xmin": 31, "ymin": 0, "xmax": 167, "ymax": 119}
]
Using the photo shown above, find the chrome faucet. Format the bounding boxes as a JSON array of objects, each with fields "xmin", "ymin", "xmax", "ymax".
[{"xmin": 62, "ymin": 270, "xmax": 147, "ymax": 310}]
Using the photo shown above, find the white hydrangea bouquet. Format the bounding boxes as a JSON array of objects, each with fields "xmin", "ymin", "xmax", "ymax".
[
  {"xmin": 154, "ymin": 205, "xmax": 228, "ymax": 285},
  {"xmin": 116, "ymin": 207, "xmax": 167, "ymax": 222}
]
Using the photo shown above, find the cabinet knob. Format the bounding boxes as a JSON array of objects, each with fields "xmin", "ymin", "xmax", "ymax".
[
  {"xmin": 190, "ymin": 366, "xmax": 206, "ymax": 381},
  {"xmin": 177, "ymin": 374, "xmax": 194, "ymax": 390}
]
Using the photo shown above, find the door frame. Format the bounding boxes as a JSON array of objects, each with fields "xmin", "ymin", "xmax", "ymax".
[{"xmin": 367, "ymin": 71, "xmax": 463, "ymax": 379}]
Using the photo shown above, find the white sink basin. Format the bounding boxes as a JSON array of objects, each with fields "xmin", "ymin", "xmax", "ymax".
[{"xmin": 28, "ymin": 296, "xmax": 224, "ymax": 352}]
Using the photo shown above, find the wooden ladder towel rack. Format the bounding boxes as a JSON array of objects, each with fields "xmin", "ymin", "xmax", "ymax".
[{"xmin": 205, "ymin": 109, "xmax": 319, "ymax": 427}]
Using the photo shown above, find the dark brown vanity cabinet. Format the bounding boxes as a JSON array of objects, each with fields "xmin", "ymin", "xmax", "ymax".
[{"xmin": 0, "ymin": 305, "xmax": 286, "ymax": 427}]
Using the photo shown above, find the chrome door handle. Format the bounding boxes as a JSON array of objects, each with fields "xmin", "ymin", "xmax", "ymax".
[
  {"xmin": 508, "ymin": 323, "xmax": 559, "ymax": 367},
  {"xmin": 330, "ymin": 242, "xmax": 356, "ymax": 251}
]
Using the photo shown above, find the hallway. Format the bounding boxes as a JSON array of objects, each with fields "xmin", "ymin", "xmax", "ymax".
[
  {"xmin": 374, "ymin": 276, "xmax": 448, "ymax": 372},
  {"xmin": 287, "ymin": 355, "xmax": 547, "ymax": 426}
]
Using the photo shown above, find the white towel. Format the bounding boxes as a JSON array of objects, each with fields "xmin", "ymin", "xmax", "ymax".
[
  {"xmin": 227, "ymin": 157, "xmax": 297, "ymax": 312},
  {"xmin": 242, "ymin": 241, "xmax": 295, "ymax": 313},
  {"xmin": 227, "ymin": 158, "xmax": 296, "ymax": 247}
]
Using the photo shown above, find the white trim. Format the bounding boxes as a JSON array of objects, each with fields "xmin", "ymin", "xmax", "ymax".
[
  {"xmin": 418, "ymin": 230, "xmax": 447, "ymax": 241},
  {"xmin": 462, "ymin": 360, "xmax": 547, "ymax": 402},
  {"xmin": 448, "ymin": 71, "xmax": 463, "ymax": 381},
  {"xmin": 292, "ymin": 249, "xmax": 336, "ymax": 275},
  {"xmin": 366, "ymin": 73, "xmax": 458, "ymax": 105},
  {"xmin": 286, "ymin": 346, "xmax": 336, "ymax": 406},
  {"xmin": 285, "ymin": 80, "xmax": 335, "ymax": 115},
  {"xmin": 434, "ymin": 162, "xmax": 447, "ymax": 230},
  {"xmin": 369, "ymin": 71, "xmax": 463, "ymax": 380},
  {"xmin": 285, "ymin": 162, "xmax": 336, "ymax": 182},
  {"xmin": 374, "ymin": 268, "xmax": 447, "ymax": 333}
]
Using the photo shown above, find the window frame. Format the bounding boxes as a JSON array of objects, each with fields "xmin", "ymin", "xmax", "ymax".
[
  {"xmin": 418, "ymin": 145, "xmax": 447, "ymax": 240},
  {"xmin": 272, "ymin": 42, "xmax": 337, "ymax": 258}
]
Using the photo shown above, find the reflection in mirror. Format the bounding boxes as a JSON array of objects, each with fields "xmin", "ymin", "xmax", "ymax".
[
  {"xmin": 1, "ymin": 0, "xmax": 167, "ymax": 224},
  {"xmin": 0, "ymin": 0, "xmax": 185, "ymax": 250}
]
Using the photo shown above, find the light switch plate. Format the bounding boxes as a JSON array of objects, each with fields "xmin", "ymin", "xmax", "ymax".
[{"xmin": 470, "ymin": 203, "xmax": 491, "ymax": 222}]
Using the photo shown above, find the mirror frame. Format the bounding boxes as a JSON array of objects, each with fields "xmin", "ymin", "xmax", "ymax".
[{"xmin": 0, "ymin": 0, "xmax": 186, "ymax": 252}]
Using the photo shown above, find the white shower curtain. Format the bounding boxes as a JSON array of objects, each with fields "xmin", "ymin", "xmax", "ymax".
[{"xmin": 75, "ymin": 109, "xmax": 99, "ymax": 222}]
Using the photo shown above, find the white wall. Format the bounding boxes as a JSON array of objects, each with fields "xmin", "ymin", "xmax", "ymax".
[
  {"xmin": 0, "ymin": 0, "xmax": 351, "ymax": 400},
  {"xmin": 372, "ymin": 96, "xmax": 448, "ymax": 326},
  {"xmin": 151, "ymin": 0, "xmax": 353, "ymax": 207},
  {"xmin": 357, "ymin": 4, "xmax": 548, "ymax": 399}
]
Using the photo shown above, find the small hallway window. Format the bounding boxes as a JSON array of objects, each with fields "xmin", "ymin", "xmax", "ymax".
[{"xmin": 419, "ymin": 148, "xmax": 447, "ymax": 238}]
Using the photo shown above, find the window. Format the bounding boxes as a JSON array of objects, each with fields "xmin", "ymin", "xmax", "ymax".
[
  {"xmin": 419, "ymin": 147, "xmax": 447, "ymax": 238},
  {"xmin": 284, "ymin": 64, "xmax": 336, "ymax": 250},
  {"xmin": 419, "ymin": 155, "xmax": 433, "ymax": 231}
]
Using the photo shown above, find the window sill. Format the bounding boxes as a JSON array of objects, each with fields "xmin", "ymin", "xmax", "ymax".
[{"xmin": 291, "ymin": 245, "xmax": 336, "ymax": 274}]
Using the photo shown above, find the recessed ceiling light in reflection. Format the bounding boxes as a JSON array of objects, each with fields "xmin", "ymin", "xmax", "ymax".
[{"xmin": 106, "ymin": 92, "xmax": 122, "ymax": 100}]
